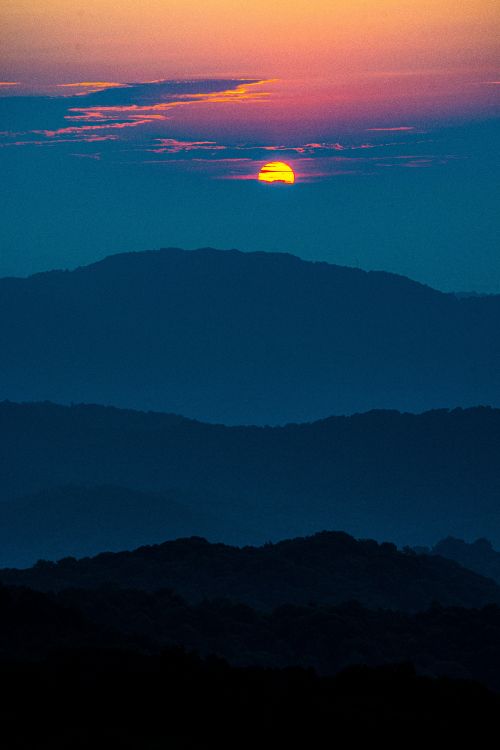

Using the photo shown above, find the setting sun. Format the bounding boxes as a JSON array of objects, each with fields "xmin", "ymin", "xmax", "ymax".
[{"xmin": 258, "ymin": 162, "xmax": 295, "ymax": 184}]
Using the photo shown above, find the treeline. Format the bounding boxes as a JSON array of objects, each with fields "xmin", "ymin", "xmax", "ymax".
[
  {"xmin": 2, "ymin": 531, "xmax": 500, "ymax": 612},
  {"xmin": 417, "ymin": 537, "xmax": 500, "ymax": 585},
  {"xmin": 61, "ymin": 587, "xmax": 500, "ymax": 691},
  {"xmin": 3, "ymin": 583, "xmax": 500, "ymax": 691}
]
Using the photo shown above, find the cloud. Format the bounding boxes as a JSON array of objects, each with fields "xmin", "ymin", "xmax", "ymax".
[
  {"xmin": 35, "ymin": 120, "xmax": 150, "ymax": 138},
  {"xmin": 0, "ymin": 135, "xmax": 117, "ymax": 147},
  {"xmin": 0, "ymin": 77, "xmax": 454, "ymax": 181},
  {"xmin": 135, "ymin": 135, "xmax": 437, "ymax": 180},
  {"xmin": 307, "ymin": 142, "xmax": 346, "ymax": 150},
  {"xmin": 261, "ymin": 142, "xmax": 346, "ymax": 153},
  {"xmin": 366, "ymin": 126, "xmax": 415, "ymax": 132},
  {"xmin": 258, "ymin": 142, "xmax": 377, "ymax": 155},
  {"xmin": 63, "ymin": 79, "xmax": 271, "ymax": 127},
  {"xmin": 57, "ymin": 82, "xmax": 128, "ymax": 89},
  {"xmin": 148, "ymin": 139, "xmax": 227, "ymax": 154},
  {"xmin": 0, "ymin": 79, "xmax": 271, "ymax": 148},
  {"xmin": 70, "ymin": 152, "xmax": 102, "ymax": 160}
]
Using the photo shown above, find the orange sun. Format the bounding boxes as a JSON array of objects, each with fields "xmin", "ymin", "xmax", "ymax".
[{"xmin": 258, "ymin": 161, "xmax": 295, "ymax": 184}]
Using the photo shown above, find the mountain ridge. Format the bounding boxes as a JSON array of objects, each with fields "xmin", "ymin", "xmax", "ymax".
[
  {"xmin": 1, "ymin": 247, "xmax": 499, "ymax": 424},
  {"xmin": 1, "ymin": 401, "xmax": 500, "ymax": 558},
  {"xmin": 2, "ymin": 529, "xmax": 500, "ymax": 613},
  {"xmin": 1, "ymin": 247, "xmax": 448, "ymax": 295}
]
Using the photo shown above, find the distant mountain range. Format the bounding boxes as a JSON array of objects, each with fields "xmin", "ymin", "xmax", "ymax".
[
  {"xmin": 1, "ymin": 401, "xmax": 500, "ymax": 563},
  {"xmin": 0, "ymin": 485, "xmax": 241, "ymax": 568},
  {"xmin": 1, "ymin": 247, "xmax": 499, "ymax": 424}
]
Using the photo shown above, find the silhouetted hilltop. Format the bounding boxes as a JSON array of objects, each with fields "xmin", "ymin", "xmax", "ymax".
[
  {"xmin": 419, "ymin": 537, "xmax": 500, "ymax": 585},
  {"xmin": 2, "ymin": 531, "xmax": 500, "ymax": 611},
  {"xmin": 1, "ymin": 401, "xmax": 500, "ymax": 558},
  {"xmin": 1, "ymin": 247, "xmax": 499, "ymax": 423}
]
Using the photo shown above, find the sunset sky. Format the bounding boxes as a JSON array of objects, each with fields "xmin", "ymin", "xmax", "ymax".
[
  {"xmin": 1, "ymin": 1, "xmax": 499, "ymax": 290},
  {"xmin": 2, "ymin": 0, "xmax": 499, "ymax": 81}
]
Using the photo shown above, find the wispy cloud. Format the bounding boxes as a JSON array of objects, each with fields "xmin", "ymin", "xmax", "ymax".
[
  {"xmin": 0, "ymin": 78, "xmax": 457, "ymax": 181},
  {"xmin": 261, "ymin": 142, "xmax": 346, "ymax": 153},
  {"xmin": 138, "ymin": 139, "xmax": 391, "ymax": 165},
  {"xmin": 57, "ymin": 82, "xmax": 128, "ymax": 89},
  {"xmin": 366, "ymin": 126, "xmax": 415, "ymax": 132},
  {"xmin": 148, "ymin": 138, "xmax": 227, "ymax": 154},
  {"xmin": 63, "ymin": 79, "xmax": 271, "ymax": 127},
  {"xmin": 0, "ymin": 79, "xmax": 271, "ymax": 148},
  {"xmin": 0, "ymin": 135, "xmax": 117, "ymax": 147},
  {"xmin": 70, "ymin": 152, "xmax": 102, "ymax": 160},
  {"xmin": 35, "ymin": 120, "xmax": 151, "ymax": 138}
]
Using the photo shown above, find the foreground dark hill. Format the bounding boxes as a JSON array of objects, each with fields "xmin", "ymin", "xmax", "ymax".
[
  {"xmin": 1, "ymin": 247, "xmax": 499, "ymax": 424},
  {"xmin": 3, "ymin": 646, "xmax": 497, "ymax": 746},
  {"xmin": 4, "ymin": 582, "xmax": 500, "ymax": 691},
  {"xmin": 3, "ymin": 532, "xmax": 500, "ymax": 612},
  {"xmin": 1, "ymin": 402, "xmax": 500, "ymax": 560}
]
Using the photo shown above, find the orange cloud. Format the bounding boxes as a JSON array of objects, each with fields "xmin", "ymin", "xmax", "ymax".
[
  {"xmin": 150, "ymin": 139, "xmax": 226, "ymax": 153},
  {"xmin": 35, "ymin": 120, "xmax": 150, "ymax": 138},
  {"xmin": 57, "ymin": 82, "xmax": 128, "ymax": 88},
  {"xmin": 64, "ymin": 80, "xmax": 272, "ymax": 127},
  {"xmin": 1, "ymin": 135, "xmax": 117, "ymax": 147},
  {"xmin": 1, "ymin": 79, "xmax": 274, "ymax": 147}
]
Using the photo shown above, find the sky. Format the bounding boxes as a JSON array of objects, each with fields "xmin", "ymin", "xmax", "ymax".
[{"xmin": 1, "ymin": 1, "xmax": 499, "ymax": 291}]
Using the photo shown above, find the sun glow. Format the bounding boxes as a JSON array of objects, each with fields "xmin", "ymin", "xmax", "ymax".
[{"xmin": 258, "ymin": 162, "xmax": 295, "ymax": 184}]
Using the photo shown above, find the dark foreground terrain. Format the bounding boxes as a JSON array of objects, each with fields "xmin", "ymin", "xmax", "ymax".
[
  {"xmin": 3, "ymin": 582, "xmax": 500, "ymax": 690},
  {"xmin": 2, "ymin": 647, "xmax": 497, "ymax": 748},
  {"xmin": 3, "ymin": 530, "xmax": 500, "ymax": 745}
]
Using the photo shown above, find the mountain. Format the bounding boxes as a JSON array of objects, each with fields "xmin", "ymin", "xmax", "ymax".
[
  {"xmin": 2, "ymin": 531, "xmax": 500, "ymax": 612},
  {"xmin": 1, "ymin": 247, "xmax": 499, "ymax": 424},
  {"xmin": 1, "ymin": 401, "xmax": 500, "ymax": 561},
  {"xmin": 0, "ymin": 485, "xmax": 250, "ymax": 568}
]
